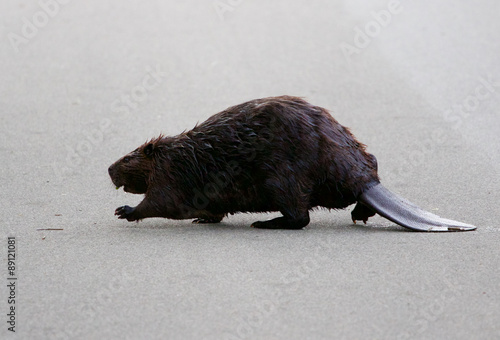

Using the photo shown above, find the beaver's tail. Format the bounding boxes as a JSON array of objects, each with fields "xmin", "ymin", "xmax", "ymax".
[{"xmin": 351, "ymin": 183, "xmax": 476, "ymax": 232}]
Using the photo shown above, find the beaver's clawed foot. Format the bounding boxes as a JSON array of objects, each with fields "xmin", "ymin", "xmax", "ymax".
[
  {"xmin": 251, "ymin": 216, "xmax": 307, "ymax": 230},
  {"xmin": 115, "ymin": 205, "xmax": 136, "ymax": 221},
  {"xmin": 351, "ymin": 202, "xmax": 376, "ymax": 225}
]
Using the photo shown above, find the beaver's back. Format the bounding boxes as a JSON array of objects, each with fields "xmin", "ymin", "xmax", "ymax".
[{"xmin": 176, "ymin": 96, "xmax": 378, "ymax": 212}]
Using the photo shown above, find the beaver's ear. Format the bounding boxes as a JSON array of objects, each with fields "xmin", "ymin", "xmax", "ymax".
[{"xmin": 144, "ymin": 143, "xmax": 155, "ymax": 158}]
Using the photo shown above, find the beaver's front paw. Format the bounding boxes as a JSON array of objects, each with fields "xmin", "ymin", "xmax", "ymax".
[{"xmin": 115, "ymin": 205, "xmax": 136, "ymax": 221}]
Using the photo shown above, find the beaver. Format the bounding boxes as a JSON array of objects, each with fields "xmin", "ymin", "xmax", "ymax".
[{"xmin": 108, "ymin": 96, "xmax": 476, "ymax": 231}]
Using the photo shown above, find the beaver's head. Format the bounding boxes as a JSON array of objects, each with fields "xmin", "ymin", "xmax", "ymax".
[{"xmin": 108, "ymin": 140, "xmax": 158, "ymax": 194}]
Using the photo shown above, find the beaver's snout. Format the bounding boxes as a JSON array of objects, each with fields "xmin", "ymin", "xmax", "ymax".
[{"xmin": 108, "ymin": 164, "xmax": 123, "ymax": 189}]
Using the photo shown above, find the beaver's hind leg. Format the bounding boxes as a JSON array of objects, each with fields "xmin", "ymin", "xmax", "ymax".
[
  {"xmin": 351, "ymin": 202, "xmax": 376, "ymax": 224},
  {"xmin": 250, "ymin": 176, "xmax": 311, "ymax": 229},
  {"xmin": 250, "ymin": 211, "xmax": 310, "ymax": 229}
]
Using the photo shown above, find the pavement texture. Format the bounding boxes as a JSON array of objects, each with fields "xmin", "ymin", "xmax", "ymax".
[{"xmin": 1, "ymin": 1, "xmax": 500, "ymax": 339}]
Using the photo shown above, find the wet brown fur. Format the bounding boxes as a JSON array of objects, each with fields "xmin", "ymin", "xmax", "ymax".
[{"xmin": 108, "ymin": 96, "xmax": 379, "ymax": 229}]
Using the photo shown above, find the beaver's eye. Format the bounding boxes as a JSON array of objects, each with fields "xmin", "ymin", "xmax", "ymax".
[{"xmin": 123, "ymin": 156, "xmax": 131, "ymax": 163}]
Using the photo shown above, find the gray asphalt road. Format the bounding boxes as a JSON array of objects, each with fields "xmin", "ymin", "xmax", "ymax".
[{"xmin": 1, "ymin": 1, "xmax": 499, "ymax": 339}]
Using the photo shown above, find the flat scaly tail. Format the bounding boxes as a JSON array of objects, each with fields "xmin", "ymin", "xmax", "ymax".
[{"xmin": 352, "ymin": 183, "xmax": 477, "ymax": 232}]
